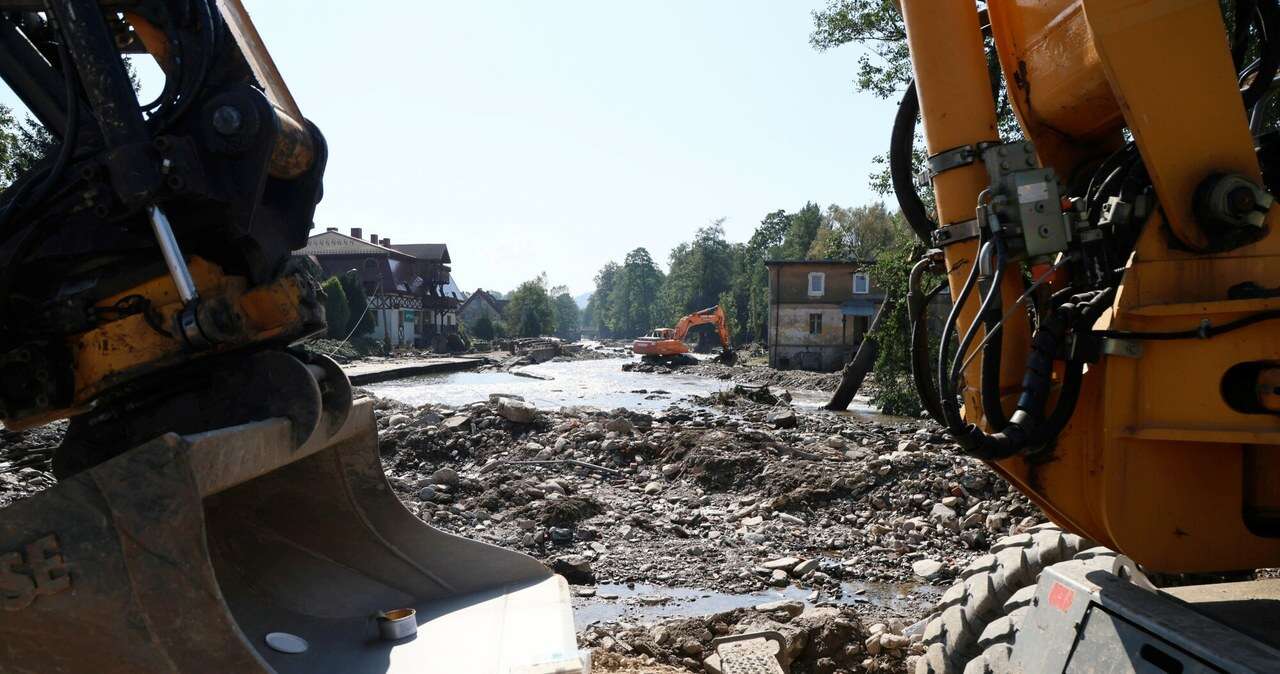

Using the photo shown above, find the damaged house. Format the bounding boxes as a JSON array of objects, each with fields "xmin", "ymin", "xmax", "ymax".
[
  {"xmin": 298, "ymin": 228, "xmax": 461, "ymax": 348},
  {"xmin": 765, "ymin": 259, "xmax": 883, "ymax": 371}
]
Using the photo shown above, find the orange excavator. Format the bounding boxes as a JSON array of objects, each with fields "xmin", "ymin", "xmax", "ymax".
[{"xmin": 632, "ymin": 305, "xmax": 736, "ymax": 364}]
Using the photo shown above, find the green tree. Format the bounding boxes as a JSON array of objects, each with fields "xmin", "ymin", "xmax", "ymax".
[
  {"xmin": 808, "ymin": 203, "xmax": 908, "ymax": 260},
  {"xmin": 337, "ymin": 272, "xmax": 374, "ymax": 337},
  {"xmin": 609, "ymin": 247, "xmax": 665, "ymax": 337},
  {"xmin": 506, "ymin": 274, "xmax": 555, "ymax": 337},
  {"xmin": 780, "ymin": 201, "xmax": 823, "ymax": 260},
  {"xmin": 320, "ymin": 277, "xmax": 350, "ymax": 339},
  {"xmin": 552, "ymin": 290, "xmax": 581, "ymax": 340},
  {"xmin": 659, "ymin": 221, "xmax": 734, "ymax": 324},
  {"xmin": 742, "ymin": 210, "xmax": 790, "ymax": 342},
  {"xmin": 585, "ymin": 262, "xmax": 620, "ymax": 337},
  {"xmin": 473, "ymin": 315, "xmax": 496, "ymax": 340},
  {"xmin": 866, "ymin": 217, "xmax": 930, "ymax": 416}
]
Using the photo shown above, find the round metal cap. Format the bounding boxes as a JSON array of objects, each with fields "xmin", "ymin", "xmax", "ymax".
[{"xmin": 265, "ymin": 631, "xmax": 309, "ymax": 654}]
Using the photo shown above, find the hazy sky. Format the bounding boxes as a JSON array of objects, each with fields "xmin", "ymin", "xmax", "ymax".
[{"xmin": 2, "ymin": 1, "xmax": 898, "ymax": 296}]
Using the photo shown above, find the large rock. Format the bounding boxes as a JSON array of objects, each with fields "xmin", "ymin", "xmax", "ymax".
[
  {"xmin": 495, "ymin": 396, "xmax": 536, "ymax": 423},
  {"xmin": 431, "ymin": 467, "xmax": 459, "ymax": 486},
  {"xmin": 754, "ymin": 599, "xmax": 805, "ymax": 617},
  {"xmin": 763, "ymin": 556, "xmax": 801, "ymax": 571},
  {"xmin": 912, "ymin": 558, "xmax": 944, "ymax": 580},
  {"xmin": 441, "ymin": 415, "xmax": 472, "ymax": 431},
  {"xmin": 767, "ymin": 409, "xmax": 798, "ymax": 429}
]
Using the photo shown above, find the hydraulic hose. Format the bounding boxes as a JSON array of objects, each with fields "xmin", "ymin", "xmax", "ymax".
[
  {"xmin": 937, "ymin": 243, "xmax": 985, "ymax": 430},
  {"xmin": 908, "ymin": 257, "xmax": 946, "ymax": 424},
  {"xmin": 891, "ymin": 80, "xmax": 937, "ymax": 244}
]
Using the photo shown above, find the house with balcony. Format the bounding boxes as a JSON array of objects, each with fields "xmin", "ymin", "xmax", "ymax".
[{"xmin": 297, "ymin": 227, "xmax": 460, "ymax": 349}]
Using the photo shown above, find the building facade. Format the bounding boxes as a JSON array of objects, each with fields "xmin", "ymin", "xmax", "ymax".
[
  {"xmin": 765, "ymin": 260, "xmax": 883, "ymax": 371},
  {"xmin": 297, "ymin": 228, "xmax": 460, "ymax": 348},
  {"xmin": 458, "ymin": 288, "xmax": 508, "ymax": 330}
]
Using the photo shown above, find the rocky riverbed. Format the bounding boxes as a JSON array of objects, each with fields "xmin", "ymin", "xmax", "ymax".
[{"xmin": 0, "ymin": 359, "xmax": 1044, "ymax": 673}]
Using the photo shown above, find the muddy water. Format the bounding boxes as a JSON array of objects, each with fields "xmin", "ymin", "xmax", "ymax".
[
  {"xmin": 365, "ymin": 355, "xmax": 885, "ymax": 417},
  {"xmin": 571, "ymin": 581, "xmax": 941, "ymax": 629}
]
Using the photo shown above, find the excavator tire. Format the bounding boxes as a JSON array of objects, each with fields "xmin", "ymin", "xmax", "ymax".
[
  {"xmin": 915, "ymin": 523, "xmax": 1091, "ymax": 674},
  {"xmin": 960, "ymin": 546, "xmax": 1152, "ymax": 674}
]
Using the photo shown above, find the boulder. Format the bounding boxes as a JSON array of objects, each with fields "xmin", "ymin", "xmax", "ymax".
[
  {"xmin": 495, "ymin": 397, "xmax": 536, "ymax": 423},
  {"xmin": 911, "ymin": 558, "xmax": 944, "ymax": 580}
]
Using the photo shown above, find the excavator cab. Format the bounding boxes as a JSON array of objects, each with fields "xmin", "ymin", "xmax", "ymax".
[{"xmin": 0, "ymin": 2, "xmax": 581, "ymax": 672}]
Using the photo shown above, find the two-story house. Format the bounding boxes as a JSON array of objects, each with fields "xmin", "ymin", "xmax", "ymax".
[{"xmin": 764, "ymin": 260, "xmax": 883, "ymax": 371}]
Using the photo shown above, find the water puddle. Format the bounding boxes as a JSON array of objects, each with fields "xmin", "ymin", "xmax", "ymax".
[{"xmin": 571, "ymin": 581, "xmax": 940, "ymax": 629}]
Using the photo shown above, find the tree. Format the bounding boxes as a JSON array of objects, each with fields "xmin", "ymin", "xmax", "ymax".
[
  {"xmin": 585, "ymin": 262, "xmax": 620, "ymax": 337},
  {"xmin": 609, "ymin": 247, "xmax": 664, "ymax": 337},
  {"xmin": 320, "ymin": 277, "xmax": 350, "ymax": 339},
  {"xmin": 552, "ymin": 291, "xmax": 581, "ymax": 340},
  {"xmin": 506, "ymin": 274, "xmax": 555, "ymax": 337},
  {"xmin": 742, "ymin": 210, "xmax": 790, "ymax": 342},
  {"xmin": 780, "ymin": 202, "xmax": 823, "ymax": 260},
  {"xmin": 659, "ymin": 220, "xmax": 734, "ymax": 324},
  {"xmin": 866, "ymin": 220, "xmax": 928, "ymax": 416},
  {"xmin": 473, "ymin": 315, "xmax": 496, "ymax": 340},
  {"xmin": 808, "ymin": 203, "xmax": 908, "ymax": 260},
  {"xmin": 337, "ymin": 272, "xmax": 375, "ymax": 337}
]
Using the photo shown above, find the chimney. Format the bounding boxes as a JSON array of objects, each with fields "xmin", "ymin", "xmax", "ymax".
[
  {"xmin": 350, "ymin": 227, "xmax": 362, "ymax": 239},
  {"xmin": 370, "ymin": 234, "xmax": 379, "ymax": 245},
  {"xmin": 326, "ymin": 226, "xmax": 338, "ymax": 232},
  {"xmin": 381, "ymin": 237, "xmax": 391, "ymax": 246}
]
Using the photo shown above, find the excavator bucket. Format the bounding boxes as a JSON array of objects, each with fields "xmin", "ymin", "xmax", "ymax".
[{"xmin": 0, "ymin": 398, "xmax": 585, "ymax": 674}]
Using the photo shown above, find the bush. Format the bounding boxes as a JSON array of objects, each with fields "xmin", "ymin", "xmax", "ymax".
[
  {"xmin": 338, "ymin": 273, "xmax": 374, "ymax": 337},
  {"xmin": 321, "ymin": 277, "xmax": 350, "ymax": 339}
]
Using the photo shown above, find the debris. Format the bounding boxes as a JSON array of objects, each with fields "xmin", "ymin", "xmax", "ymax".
[{"xmin": 912, "ymin": 559, "xmax": 944, "ymax": 580}]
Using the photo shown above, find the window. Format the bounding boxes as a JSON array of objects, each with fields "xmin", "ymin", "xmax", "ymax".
[
  {"xmin": 809, "ymin": 313, "xmax": 822, "ymax": 335},
  {"xmin": 853, "ymin": 273, "xmax": 870, "ymax": 295},
  {"xmin": 807, "ymin": 272, "xmax": 825, "ymax": 297}
]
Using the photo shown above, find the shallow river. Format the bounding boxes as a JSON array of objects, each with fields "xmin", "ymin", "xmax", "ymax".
[{"xmin": 366, "ymin": 355, "xmax": 885, "ymax": 418}]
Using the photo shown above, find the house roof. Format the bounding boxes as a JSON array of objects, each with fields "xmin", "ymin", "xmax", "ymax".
[
  {"xmin": 390, "ymin": 243, "xmax": 451, "ymax": 263},
  {"xmin": 298, "ymin": 230, "xmax": 415, "ymax": 260},
  {"xmin": 763, "ymin": 258, "xmax": 875, "ymax": 267},
  {"xmin": 460, "ymin": 288, "xmax": 507, "ymax": 315}
]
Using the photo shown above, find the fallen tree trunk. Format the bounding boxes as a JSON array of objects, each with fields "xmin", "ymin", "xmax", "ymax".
[{"xmin": 825, "ymin": 299, "xmax": 891, "ymax": 411}]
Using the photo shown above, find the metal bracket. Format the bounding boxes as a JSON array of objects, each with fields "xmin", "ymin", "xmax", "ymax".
[
  {"xmin": 1102, "ymin": 338, "xmax": 1144, "ymax": 359},
  {"xmin": 926, "ymin": 141, "xmax": 999, "ymax": 180},
  {"xmin": 931, "ymin": 218, "xmax": 981, "ymax": 247}
]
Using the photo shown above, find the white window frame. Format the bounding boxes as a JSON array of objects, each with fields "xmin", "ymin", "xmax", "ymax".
[
  {"xmin": 853, "ymin": 272, "xmax": 870, "ymax": 295},
  {"xmin": 807, "ymin": 272, "xmax": 825, "ymax": 297}
]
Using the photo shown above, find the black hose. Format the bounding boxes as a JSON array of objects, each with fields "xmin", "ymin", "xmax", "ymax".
[
  {"xmin": 892, "ymin": 80, "xmax": 937, "ymax": 244},
  {"xmin": 949, "ymin": 242, "xmax": 1004, "ymax": 404},
  {"xmin": 937, "ymin": 246, "xmax": 984, "ymax": 430},
  {"xmin": 1243, "ymin": 1, "xmax": 1280, "ymax": 110},
  {"xmin": 908, "ymin": 257, "xmax": 945, "ymax": 425},
  {"xmin": 979, "ymin": 279, "xmax": 1009, "ymax": 431},
  {"xmin": 1234, "ymin": 0, "xmax": 1259, "ymax": 73}
]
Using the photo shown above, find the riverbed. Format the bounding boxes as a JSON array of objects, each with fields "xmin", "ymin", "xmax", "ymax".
[{"xmin": 365, "ymin": 355, "xmax": 886, "ymax": 417}]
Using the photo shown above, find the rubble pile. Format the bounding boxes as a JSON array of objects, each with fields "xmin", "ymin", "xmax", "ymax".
[
  {"xmin": 581, "ymin": 602, "xmax": 914, "ymax": 673},
  {"xmin": 0, "ymin": 421, "xmax": 63, "ymax": 507},
  {"xmin": 622, "ymin": 360, "xmax": 845, "ymax": 393},
  {"xmin": 375, "ymin": 392, "xmax": 1038, "ymax": 599}
]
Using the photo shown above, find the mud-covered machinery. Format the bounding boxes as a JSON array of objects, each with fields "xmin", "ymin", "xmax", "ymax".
[
  {"xmin": 0, "ymin": 2, "xmax": 580, "ymax": 672},
  {"xmin": 896, "ymin": 1, "xmax": 1280, "ymax": 672}
]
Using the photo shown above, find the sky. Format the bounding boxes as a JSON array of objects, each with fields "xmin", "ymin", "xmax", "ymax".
[{"xmin": 1, "ymin": 1, "xmax": 899, "ymax": 296}]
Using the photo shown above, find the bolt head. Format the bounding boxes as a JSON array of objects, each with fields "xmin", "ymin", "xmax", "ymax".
[
  {"xmin": 212, "ymin": 106, "xmax": 243, "ymax": 135},
  {"xmin": 1228, "ymin": 186, "xmax": 1257, "ymax": 214}
]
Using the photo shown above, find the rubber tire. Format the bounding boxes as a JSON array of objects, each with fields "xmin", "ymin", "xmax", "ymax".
[{"xmin": 915, "ymin": 523, "xmax": 1091, "ymax": 674}]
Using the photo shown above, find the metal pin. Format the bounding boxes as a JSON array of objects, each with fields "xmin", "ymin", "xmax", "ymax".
[{"xmin": 147, "ymin": 205, "xmax": 198, "ymax": 303}]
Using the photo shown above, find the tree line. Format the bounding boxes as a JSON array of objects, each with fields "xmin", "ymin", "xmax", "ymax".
[{"xmin": 581, "ymin": 202, "xmax": 909, "ymax": 343}]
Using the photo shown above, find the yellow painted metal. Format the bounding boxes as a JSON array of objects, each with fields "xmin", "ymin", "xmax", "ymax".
[
  {"xmin": 900, "ymin": 0, "xmax": 1032, "ymax": 426},
  {"xmin": 5, "ymin": 258, "xmax": 319, "ymax": 431},
  {"xmin": 908, "ymin": 0, "xmax": 1280, "ymax": 571}
]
